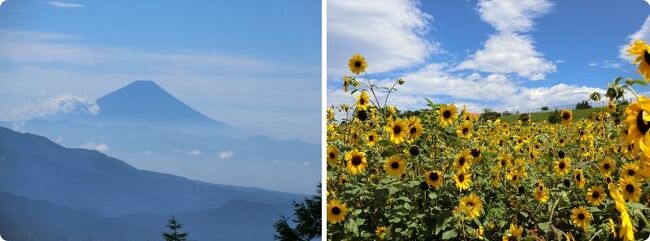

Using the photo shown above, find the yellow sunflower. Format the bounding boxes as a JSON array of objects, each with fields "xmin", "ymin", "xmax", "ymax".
[
  {"xmin": 375, "ymin": 226, "xmax": 388, "ymax": 240},
  {"xmin": 560, "ymin": 109, "xmax": 573, "ymax": 124},
  {"xmin": 356, "ymin": 91, "xmax": 371, "ymax": 110},
  {"xmin": 326, "ymin": 145, "xmax": 339, "ymax": 165},
  {"xmin": 457, "ymin": 193, "xmax": 483, "ymax": 219},
  {"xmin": 554, "ymin": 157, "xmax": 572, "ymax": 176},
  {"xmin": 456, "ymin": 121, "xmax": 473, "ymax": 139},
  {"xmin": 453, "ymin": 150, "xmax": 472, "ymax": 172},
  {"xmin": 365, "ymin": 131, "xmax": 379, "ymax": 147},
  {"xmin": 327, "ymin": 199, "xmax": 348, "ymax": 224},
  {"xmin": 599, "ymin": 158, "xmax": 616, "ymax": 176},
  {"xmin": 619, "ymin": 177, "xmax": 641, "ymax": 202},
  {"xmin": 609, "ymin": 183, "xmax": 635, "ymax": 241},
  {"xmin": 501, "ymin": 223, "xmax": 523, "ymax": 241},
  {"xmin": 385, "ymin": 118, "xmax": 409, "ymax": 144},
  {"xmin": 621, "ymin": 162, "xmax": 639, "ymax": 179},
  {"xmin": 533, "ymin": 184, "xmax": 550, "ymax": 203},
  {"xmin": 574, "ymin": 169, "xmax": 586, "ymax": 189},
  {"xmin": 344, "ymin": 149, "xmax": 368, "ymax": 175},
  {"xmin": 586, "ymin": 186, "xmax": 606, "ymax": 206},
  {"xmin": 627, "ymin": 39, "xmax": 650, "ymax": 81},
  {"xmin": 424, "ymin": 170, "xmax": 443, "ymax": 188},
  {"xmin": 570, "ymin": 206, "xmax": 592, "ymax": 231},
  {"xmin": 407, "ymin": 116, "xmax": 423, "ymax": 140},
  {"xmin": 453, "ymin": 171, "xmax": 472, "ymax": 190},
  {"xmin": 348, "ymin": 53, "xmax": 367, "ymax": 75},
  {"xmin": 624, "ymin": 96, "xmax": 650, "ymax": 158},
  {"xmin": 384, "ymin": 155, "xmax": 406, "ymax": 177},
  {"xmin": 438, "ymin": 104, "xmax": 458, "ymax": 127}
]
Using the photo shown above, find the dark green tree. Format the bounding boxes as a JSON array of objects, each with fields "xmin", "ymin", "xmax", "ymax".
[
  {"xmin": 273, "ymin": 184, "xmax": 321, "ymax": 241},
  {"xmin": 162, "ymin": 216, "xmax": 189, "ymax": 241}
]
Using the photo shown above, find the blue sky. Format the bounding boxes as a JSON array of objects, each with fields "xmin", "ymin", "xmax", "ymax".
[
  {"xmin": 0, "ymin": 0, "xmax": 321, "ymax": 143},
  {"xmin": 328, "ymin": 0, "xmax": 650, "ymax": 113}
]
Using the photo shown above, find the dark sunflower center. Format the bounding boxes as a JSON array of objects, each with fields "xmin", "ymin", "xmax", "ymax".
[
  {"xmin": 636, "ymin": 110, "xmax": 650, "ymax": 134},
  {"xmin": 559, "ymin": 162, "xmax": 566, "ymax": 169},
  {"xmin": 578, "ymin": 213, "xmax": 585, "ymax": 220},
  {"xmin": 409, "ymin": 146, "xmax": 419, "ymax": 156},
  {"xmin": 329, "ymin": 152, "xmax": 335, "ymax": 159},
  {"xmin": 359, "ymin": 98, "xmax": 366, "ymax": 105},
  {"xmin": 458, "ymin": 157, "xmax": 466, "ymax": 166},
  {"xmin": 462, "ymin": 128, "xmax": 469, "ymax": 134},
  {"xmin": 393, "ymin": 126, "xmax": 402, "ymax": 135},
  {"xmin": 429, "ymin": 172, "xmax": 439, "ymax": 181},
  {"xmin": 644, "ymin": 50, "xmax": 650, "ymax": 65},
  {"xmin": 509, "ymin": 237, "xmax": 517, "ymax": 241},
  {"xmin": 466, "ymin": 201, "xmax": 474, "ymax": 208},
  {"xmin": 562, "ymin": 112, "xmax": 571, "ymax": 120},
  {"xmin": 471, "ymin": 149, "xmax": 480, "ymax": 158},
  {"xmin": 558, "ymin": 150, "xmax": 565, "ymax": 158},
  {"xmin": 331, "ymin": 207, "xmax": 341, "ymax": 215},
  {"xmin": 391, "ymin": 162, "xmax": 400, "ymax": 169},
  {"xmin": 458, "ymin": 174, "xmax": 465, "ymax": 182},
  {"xmin": 626, "ymin": 184, "xmax": 635, "ymax": 193},
  {"xmin": 575, "ymin": 174, "xmax": 581, "ymax": 181},
  {"xmin": 368, "ymin": 135, "xmax": 374, "ymax": 141},
  {"xmin": 603, "ymin": 163, "xmax": 610, "ymax": 170},
  {"xmin": 410, "ymin": 127, "xmax": 417, "ymax": 134},
  {"xmin": 500, "ymin": 160, "xmax": 506, "ymax": 166},
  {"xmin": 351, "ymin": 156, "xmax": 362, "ymax": 166},
  {"xmin": 443, "ymin": 110, "xmax": 452, "ymax": 118},
  {"xmin": 628, "ymin": 169, "xmax": 636, "ymax": 176},
  {"xmin": 354, "ymin": 61, "xmax": 361, "ymax": 68},
  {"xmin": 592, "ymin": 191, "xmax": 600, "ymax": 199}
]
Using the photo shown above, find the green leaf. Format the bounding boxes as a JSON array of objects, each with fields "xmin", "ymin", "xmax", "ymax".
[
  {"xmin": 441, "ymin": 229, "xmax": 458, "ymax": 240},
  {"xmin": 538, "ymin": 222, "xmax": 550, "ymax": 233},
  {"xmin": 632, "ymin": 79, "xmax": 648, "ymax": 86}
]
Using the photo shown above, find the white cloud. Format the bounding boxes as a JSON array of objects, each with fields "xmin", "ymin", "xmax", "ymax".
[
  {"xmin": 619, "ymin": 1, "xmax": 650, "ymax": 59},
  {"xmin": 0, "ymin": 0, "xmax": 7, "ymax": 7},
  {"xmin": 46, "ymin": 1, "xmax": 84, "ymax": 8},
  {"xmin": 459, "ymin": 0, "xmax": 556, "ymax": 81},
  {"xmin": 9, "ymin": 95, "xmax": 99, "ymax": 120},
  {"xmin": 500, "ymin": 84, "xmax": 604, "ymax": 112},
  {"xmin": 79, "ymin": 142, "xmax": 109, "ymax": 152},
  {"xmin": 188, "ymin": 150, "xmax": 202, "ymax": 156},
  {"xmin": 477, "ymin": 0, "xmax": 552, "ymax": 33},
  {"xmin": 458, "ymin": 33, "xmax": 556, "ymax": 80},
  {"xmin": 328, "ymin": 0, "xmax": 436, "ymax": 76},
  {"xmin": 218, "ymin": 150, "xmax": 234, "ymax": 160},
  {"xmin": 588, "ymin": 60, "xmax": 622, "ymax": 69}
]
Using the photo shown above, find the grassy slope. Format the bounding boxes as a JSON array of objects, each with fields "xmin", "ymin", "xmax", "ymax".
[{"xmin": 499, "ymin": 107, "xmax": 606, "ymax": 123}]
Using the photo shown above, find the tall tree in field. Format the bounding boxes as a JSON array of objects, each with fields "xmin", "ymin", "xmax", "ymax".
[
  {"xmin": 162, "ymin": 216, "xmax": 189, "ymax": 241},
  {"xmin": 273, "ymin": 184, "xmax": 321, "ymax": 241}
]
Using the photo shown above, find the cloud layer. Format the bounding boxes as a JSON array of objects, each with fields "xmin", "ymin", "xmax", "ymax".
[{"xmin": 10, "ymin": 95, "xmax": 99, "ymax": 120}]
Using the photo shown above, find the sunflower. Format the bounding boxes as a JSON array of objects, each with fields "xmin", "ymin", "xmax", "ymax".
[
  {"xmin": 453, "ymin": 171, "xmax": 472, "ymax": 190},
  {"xmin": 327, "ymin": 199, "xmax": 348, "ymax": 224},
  {"xmin": 425, "ymin": 170, "xmax": 443, "ymax": 188},
  {"xmin": 365, "ymin": 131, "xmax": 379, "ymax": 147},
  {"xmin": 599, "ymin": 158, "xmax": 616, "ymax": 176},
  {"xmin": 586, "ymin": 186, "xmax": 606, "ymax": 206},
  {"xmin": 375, "ymin": 226, "xmax": 388, "ymax": 240},
  {"xmin": 385, "ymin": 118, "xmax": 409, "ymax": 144},
  {"xmin": 624, "ymin": 96, "xmax": 650, "ymax": 157},
  {"xmin": 407, "ymin": 116, "xmax": 423, "ymax": 140},
  {"xmin": 348, "ymin": 53, "xmax": 367, "ymax": 75},
  {"xmin": 621, "ymin": 162, "xmax": 639, "ymax": 179},
  {"xmin": 565, "ymin": 233, "xmax": 575, "ymax": 241},
  {"xmin": 619, "ymin": 177, "xmax": 641, "ymax": 202},
  {"xmin": 533, "ymin": 184, "xmax": 549, "ymax": 203},
  {"xmin": 438, "ymin": 104, "xmax": 458, "ymax": 127},
  {"xmin": 453, "ymin": 150, "xmax": 472, "ymax": 172},
  {"xmin": 609, "ymin": 183, "xmax": 635, "ymax": 241},
  {"xmin": 344, "ymin": 149, "xmax": 368, "ymax": 175},
  {"xmin": 573, "ymin": 169, "xmax": 586, "ymax": 189},
  {"xmin": 554, "ymin": 157, "xmax": 572, "ymax": 176},
  {"xmin": 627, "ymin": 39, "xmax": 650, "ymax": 81},
  {"xmin": 608, "ymin": 219, "xmax": 617, "ymax": 238},
  {"xmin": 384, "ymin": 155, "xmax": 406, "ymax": 177},
  {"xmin": 456, "ymin": 121, "xmax": 473, "ymax": 139},
  {"xmin": 458, "ymin": 193, "xmax": 483, "ymax": 219},
  {"xmin": 501, "ymin": 223, "xmax": 523, "ymax": 241},
  {"xmin": 560, "ymin": 109, "xmax": 573, "ymax": 124},
  {"xmin": 356, "ymin": 91, "xmax": 371, "ymax": 110},
  {"xmin": 570, "ymin": 206, "xmax": 592, "ymax": 231},
  {"xmin": 326, "ymin": 145, "xmax": 339, "ymax": 165}
]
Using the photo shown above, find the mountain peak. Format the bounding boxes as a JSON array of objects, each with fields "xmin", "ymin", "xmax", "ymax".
[{"xmin": 95, "ymin": 80, "xmax": 217, "ymax": 124}]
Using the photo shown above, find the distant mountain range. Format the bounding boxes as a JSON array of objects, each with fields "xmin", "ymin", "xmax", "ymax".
[
  {"xmin": 0, "ymin": 80, "xmax": 320, "ymax": 193},
  {"xmin": 0, "ymin": 127, "xmax": 303, "ymax": 241}
]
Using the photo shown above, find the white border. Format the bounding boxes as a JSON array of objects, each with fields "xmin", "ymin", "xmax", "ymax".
[{"xmin": 321, "ymin": 0, "xmax": 328, "ymax": 238}]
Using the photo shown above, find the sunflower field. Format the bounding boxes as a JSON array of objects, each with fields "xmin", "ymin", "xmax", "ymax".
[{"xmin": 326, "ymin": 42, "xmax": 650, "ymax": 240}]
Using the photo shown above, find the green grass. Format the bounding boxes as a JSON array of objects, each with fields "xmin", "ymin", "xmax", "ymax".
[{"xmin": 499, "ymin": 107, "xmax": 606, "ymax": 123}]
